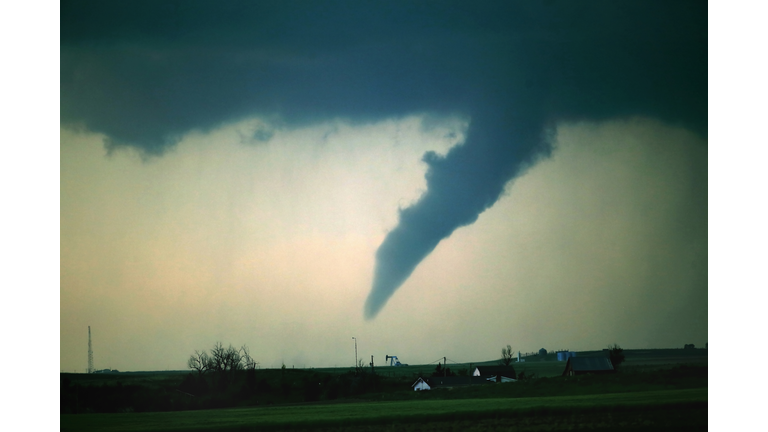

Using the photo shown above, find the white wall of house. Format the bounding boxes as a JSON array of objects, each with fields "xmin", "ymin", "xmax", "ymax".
[{"xmin": 413, "ymin": 378, "xmax": 431, "ymax": 391}]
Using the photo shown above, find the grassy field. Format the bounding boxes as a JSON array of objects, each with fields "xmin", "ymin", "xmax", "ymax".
[
  {"xmin": 360, "ymin": 364, "xmax": 707, "ymax": 404},
  {"xmin": 62, "ymin": 371, "xmax": 190, "ymax": 389},
  {"xmin": 61, "ymin": 387, "xmax": 706, "ymax": 432},
  {"xmin": 61, "ymin": 349, "xmax": 707, "ymax": 430},
  {"xmin": 63, "ymin": 348, "xmax": 707, "ymax": 386}
]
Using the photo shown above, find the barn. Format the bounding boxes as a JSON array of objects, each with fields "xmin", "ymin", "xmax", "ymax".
[
  {"xmin": 561, "ymin": 357, "xmax": 615, "ymax": 376},
  {"xmin": 412, "ymin": 377, "xmax": 431, "ymax": 391},
  {"xmin": 412, "ymin": 376, "xmax": 492, "ymax": 391},
  {"xmin": 473, "ymin": 366, "xmax": 517, "ymax": 382}
]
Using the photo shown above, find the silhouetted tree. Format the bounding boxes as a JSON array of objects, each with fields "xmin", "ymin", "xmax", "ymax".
[
  {"xmin": 608, "ymin": 344, "xmax": 625, "ymax": 369},
  {"xmin": 432, "ymin": 362, "xmax": 455, "ymax": 377},
  {"xmin": 240, "ymin": 345, "xmax": 258, "ymax": 370},
  {"xmin": 500, "ymin": 345, "xmax": 514, "ymax": 366},
  {"xmin": 187, "ymin": 342, "xmax": 258, "ymax": 391},
  {"xmin": 187, "ymin": 350, "xmax": 211, "ymax": 376}
]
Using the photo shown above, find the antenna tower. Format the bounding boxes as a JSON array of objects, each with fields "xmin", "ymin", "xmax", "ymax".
[{"xmin": 87, "ymin": 326, "xmax": 94, "ymax": 374}]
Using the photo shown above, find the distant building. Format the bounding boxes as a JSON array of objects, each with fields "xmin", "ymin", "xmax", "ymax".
[
  {"xmin": 412, "ymin": 377, "xmax": 431, "ymax": 391},
  {"xmin": 539, "ymin": 348, "xmax": 548, "ymax": 356},
  {"xmin": 684, "ymin": 344, "xmax": 695, "ymax": 349},
  {"xmin": 412, "ymin": 376, "xmax": 493, "ymax": 391},
  {"xmin": 473, "ymin": 366, "xmax": 517, "ymax": 382},
  {"xmin": 562, "ymin": 357, "xmax": 614, "ymax": 376}
]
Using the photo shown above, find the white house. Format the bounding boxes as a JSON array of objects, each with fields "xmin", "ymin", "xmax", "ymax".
[{"xmin": 412, "ymin": 377, "xmax": 431, "ymax": 391}]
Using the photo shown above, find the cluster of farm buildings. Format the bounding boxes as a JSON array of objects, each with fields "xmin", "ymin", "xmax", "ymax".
[{"xmin": 412, "ymin": 350, "xmax": 614, "ymax": 391}]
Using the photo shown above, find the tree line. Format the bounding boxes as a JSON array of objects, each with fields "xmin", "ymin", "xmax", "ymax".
[{"xmin": 184, "ymin": 342, "xmax": 258, "ymax": 394}]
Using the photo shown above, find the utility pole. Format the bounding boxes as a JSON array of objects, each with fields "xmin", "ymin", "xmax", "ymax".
[
  {"xmin": 444, "ymin": 357, "xmax": 447, "ymax": 376},
  {"xmin": 352, "ymin": 337, "xmax": 358, "ymax": 374},
  {"xmin": 370, "ymin": 355, "xmax": 375, "ymax": 375},
  {"xmin": 87, "ymin": 326, "xmax": 94, "ymax": 374}
]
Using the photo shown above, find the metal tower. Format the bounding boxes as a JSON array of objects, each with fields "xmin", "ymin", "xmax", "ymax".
[{"xmin": 88, "ymin": 326, "xmax": 94, "ymax": 374}]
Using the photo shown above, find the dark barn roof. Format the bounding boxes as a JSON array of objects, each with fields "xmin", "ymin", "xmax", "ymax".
[
  {"xmin": 474, "ymin": 366, "xmax": 517, "ymax": 379},
  {"xmin": 562, "ymin": 357, "xmax": 615, "ymax": 376},
  {"xmin": 426, "ymin": 376, "xmax": 492, "ymax": 388}
]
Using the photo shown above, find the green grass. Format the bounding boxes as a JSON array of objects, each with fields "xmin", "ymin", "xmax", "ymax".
[
  {"xmin": 62, "ymin": 371, "xmax": 190, "ymax": 389},
  {"xmin": 62, "ymin": 351, "xmax": 708, "ymax": 416},
  {"xmin": 60, "ymin": 350, "xmax": 708, "ymax": 431},
  {"xmin": 64, "ymin": 348, "xmax": 707, "ymax": 388},
  {"xmin": 360, "ymin": 364, "xmax": 706, "ymax": 403},
  {"xmin": 61, "ymin": 387, "xmax": 706, "ymax": 432}
]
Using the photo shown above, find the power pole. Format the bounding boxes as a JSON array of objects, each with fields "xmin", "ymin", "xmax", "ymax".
[
  {"xmin": 352, "ymin": 337, "xmax": 358, "ymax": 374},
  {"xmin": 444, "ymin": 357, "xmax": 447, "ymax": 377},
  {"xmin": 87, "ymin": 326, "xmax": 94, "ymax": 374},
  {"xmin": 370, "ymin": 355, "xmax": 375, "ymax": 375}
]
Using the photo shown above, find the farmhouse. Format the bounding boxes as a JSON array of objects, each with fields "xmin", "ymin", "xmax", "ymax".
[
  {"xmin": 473, "ymin": 366, "xmax": 517, "ymax": 382},
  {"xmin": 412, "ymin": 377, "xmax": 431, "ymax": 391},
  {"xmin": 561, "ymin": 356, "xmax": 615, "ymax": 376}
]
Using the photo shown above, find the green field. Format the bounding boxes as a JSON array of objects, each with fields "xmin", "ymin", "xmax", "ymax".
[
  {"xmin": 61, "ymin": 348, "xmax": 707, "ymax": 431},
  {"xmin": 62, "ymin": 348, "xmax": 707, "ymax": 385},
  {"xmin": 61, "ymin": 388, "xmax": 706, "ymax": 432}
]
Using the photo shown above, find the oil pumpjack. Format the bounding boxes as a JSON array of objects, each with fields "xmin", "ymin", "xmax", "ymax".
[{"xmin": 385, "ymin": 355, "xmax": 408, "ymax": 366}]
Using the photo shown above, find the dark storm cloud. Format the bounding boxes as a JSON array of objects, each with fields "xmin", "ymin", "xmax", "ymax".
[{"xmin": 60, "ymin": 0, "xmax": 707, "ymax": 318}]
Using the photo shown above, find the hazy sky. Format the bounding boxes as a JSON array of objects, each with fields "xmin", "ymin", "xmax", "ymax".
[{"xmin": 60, "ymin": 0, "xmax": 707, "ymax": 371}]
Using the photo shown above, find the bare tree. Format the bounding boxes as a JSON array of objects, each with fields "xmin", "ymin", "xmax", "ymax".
[
  {"xmin": 188, "ymin": 342, "xmax": 258, "ymax": 383},
  {"xmin": 187, "ymin": 350, "xmax": 211, "ymax": 376},
  {"xmin": 240, "ymin": 345, "xmax": 259, "ymax": 370},
  {"xmin": 209, "ymin": 342, "xmax": 226, "ymax": 373},
  {"xmin": 208, "ymin": 342, "xmax": 239, "ymax": 370},
  {"xmin": 202, "ymin": 342, "xmax": 247, "ymax": 387},
  {"xmin": 223, "ymin": 345, "xmax": 242, "ymax": 373},
  {"xmin": 500, "ymin": 345, "xmax": 514, "ymax": 366}
]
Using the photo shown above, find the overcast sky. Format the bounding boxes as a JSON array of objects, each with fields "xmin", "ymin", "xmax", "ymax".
[{"xmin": 59, "ymin": 0, "xmax": 708, "ymax": 371}]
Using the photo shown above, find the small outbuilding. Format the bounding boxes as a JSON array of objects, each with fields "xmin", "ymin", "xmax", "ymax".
[
  {"xmin": 412, "ymin": 377, "xmax": 431, "ymax": 391},
  {"xmin": 473, "ymin": 366, "xmax": 517, "ymax": 382},
  {"xmin": 562, "ymin": 357, "xmax": 614, "ymax": 376}
]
